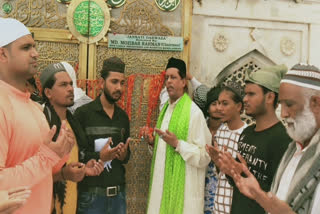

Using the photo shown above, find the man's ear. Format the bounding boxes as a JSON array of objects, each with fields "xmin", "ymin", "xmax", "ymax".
[
  {"xmin": 236, "ymin": 102, "xmax": 243, "ymax": 114},
  {"xmin": 266, "ymin": 92, "xmax": 275, "ymax": 105},
  {"xmin": 0, "ymin": 48, "xmax": 8, "ymax": 63},
  {"xmin": 44, "ymin": 88, "xmax": 51, "ymax": 100},
  {"xmin": 182, "ymin": 78, "xmax": 187, "ymax": 87},
  {"xmin": 98, "ymin": 78, "xmax": 104, "ymax": 90},
  {"xmin": 310, "ymin": 95, "xmax": 320, "ymax": 114}
]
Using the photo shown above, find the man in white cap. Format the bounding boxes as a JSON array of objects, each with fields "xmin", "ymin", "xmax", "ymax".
[
  {"xmin": 0, "ymin": 18, "xmax": 74, "ymax": 214},
  {"xmin": 60, "ymin": 61, "xmax": 92, "ymax": 114},
  {"xmin": 230, "ymin": 63, "xmax": 320, "ymax": 214}
]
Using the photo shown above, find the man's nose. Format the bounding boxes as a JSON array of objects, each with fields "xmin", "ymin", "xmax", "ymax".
[
  {"xmin": 243, "ymin": 95, "xmax": 248, "ymax": 103},
  {"xmin": 31, "ymin": 47, "xmax": 39, "ymax": 58}
]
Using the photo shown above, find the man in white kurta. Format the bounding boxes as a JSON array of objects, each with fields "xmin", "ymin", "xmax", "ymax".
[{"xmin": 146, "ymin": 58, "xmax": 211, "ymax": 214}]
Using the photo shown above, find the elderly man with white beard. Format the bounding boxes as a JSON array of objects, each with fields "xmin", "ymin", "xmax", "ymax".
[{"xmin": 223, "ymin": 63, "xmax": 320, "ymax": 214}]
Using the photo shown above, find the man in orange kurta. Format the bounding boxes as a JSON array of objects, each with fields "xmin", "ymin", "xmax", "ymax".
[{"xmin": 0, "ymin": 18, "xmax": 73, "ymax": 214}]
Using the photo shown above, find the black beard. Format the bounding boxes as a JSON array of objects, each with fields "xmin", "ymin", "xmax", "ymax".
[
  {"xmin": 103, "ymin": 89, "xmax": 119, "ymax": 104},
  {"xmin": 211, "ymin": 116, "xmax": 221, "ymax": 120}
]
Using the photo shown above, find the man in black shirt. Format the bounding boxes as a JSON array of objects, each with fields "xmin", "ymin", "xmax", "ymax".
[
  {"xmin": 207, "ymin": 65, "xmax": 291, "ymax": 214},
  {"xmin": 75, "ymin": 56, "xmax": 130, "ymax": 214}
]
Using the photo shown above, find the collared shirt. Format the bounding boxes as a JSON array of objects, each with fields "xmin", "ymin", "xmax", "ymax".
[
  {"xmin": 0, "ymin": 80, "xmax": 61, "ymax": 214},
  {"xmin": 74, "ymin": 96, "xmax": 130, "ymax": 188}
]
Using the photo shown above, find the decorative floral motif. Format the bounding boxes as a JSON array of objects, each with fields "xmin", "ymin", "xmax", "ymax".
[
  {"xmin": 4, "ymin": 0, "xmax": 66, "ymax": 29},
  {"xmin": 213, "ymin": 33, "xmax": 229, "ymax": 52},
  {"xmin": 107, "ymin": 0, "xmax": 126, "ymax": 8},
  {"xmin": 155, "ymin": 0, "xmax": 181, "ymax": 12},
  {"xmin": 2, "ymin": 2, "xmax": 13, "ymax": 14},
  {"xmin": 280, "ymin": 37, "xmax": 295, "ymax": 56},
  {"xmin": 111, "ymin": 0, "xmax": 174, "ymax": 36}
]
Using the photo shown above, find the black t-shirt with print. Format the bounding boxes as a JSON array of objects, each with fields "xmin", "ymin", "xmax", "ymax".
[{"xmin": 230, "ymin": 121, "xmax": 291, "ymax": 214}]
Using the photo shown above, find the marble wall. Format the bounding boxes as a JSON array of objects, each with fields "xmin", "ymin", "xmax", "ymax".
[{"xmin": 190, "ymin": 0, "xmax": 320, "ymax": 86}]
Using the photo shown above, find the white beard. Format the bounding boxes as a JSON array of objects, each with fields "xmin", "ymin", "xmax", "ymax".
[{"xmin": 284, "ymin": 106, "xmax": 317, "ymax": 143}]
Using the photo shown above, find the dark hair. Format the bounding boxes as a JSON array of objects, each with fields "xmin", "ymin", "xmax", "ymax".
[
  {"xmin": 42, "ymin": 73, "xmax": 58, "ymax": 103},
  {"xmin": 204, "ymin": 86, "xmax": 222, "ymax": 117},
  {"xmin": 177, "ymin": 70, "xmax": 186, "ymax": 79},
  {"xmin": 100, "ymin": 56, "xmax": 125, "ymax": 79},
  {"xmin": 221, "ymin": 86, "xmax": 244, "ymax": 113},
  {"xmin": 100, "ymin": 70, "xmax": 124, "ymax": 80},
  {"xmin": 28, "ymin": 77, "xmax": 38, "ymax": 90},
  {"xmin": 165, "ymin": 68, "xmax": 186, "ymax": 80},
  {"xmin": 101, "ymin": 70, "xmax": 110, "ymax": 80},
  {"xmin": 245, "ymin": 81, "xmax": 278, "ymax": 108},
  {"xmin": 261, "ymin": 85, "xmax": 278, "ymax": 109}
]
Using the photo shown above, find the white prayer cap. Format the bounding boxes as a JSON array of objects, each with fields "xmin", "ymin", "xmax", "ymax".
[
  {"xmin": 61, "ymin": 62, "xmax": 77, "ymax": 88},
  {"xmin": 0, "ymin": 18, "xmax": 31, "ymax": 47},
  {"xmin": 281, "ymin": 63, "xmax": 320, "ymax": 91}
]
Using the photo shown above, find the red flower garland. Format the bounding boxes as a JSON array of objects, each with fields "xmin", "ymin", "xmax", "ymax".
[
  {"xmin": 146, "ymin": 71, "xmax": 165, "ymax": 126},
  {"xmin": 125, "ymin": 75, "xmax": 136, "ymax": 121}
]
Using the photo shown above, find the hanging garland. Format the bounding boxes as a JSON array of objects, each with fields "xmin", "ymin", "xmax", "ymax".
[
  {"xmin": 146, "ymin": 70, "xmax": 165, "ymax": 126},
  {"xmin": 125, "ymin": 75, "xmax": 136, "ymax": 121}
]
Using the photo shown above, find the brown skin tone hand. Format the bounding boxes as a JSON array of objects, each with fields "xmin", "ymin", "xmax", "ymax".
[
  {"xmin": 99, "ymin": 138, "xmax": 119, "ymax": 162},
  {"xmin": 85, "ymin": 159, "xmax": 104, "ymax": 176},
  {"xmin": 154, "ymin": 128, "xmax": 179, "ymax": 148},
  {"xmin": 117, "ymin": 138, "xmax": 131, "ymax": 161}
]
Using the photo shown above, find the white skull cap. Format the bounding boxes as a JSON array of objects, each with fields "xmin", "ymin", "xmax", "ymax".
[{"xmin": 0, "ymin": 18, "xmax": 31, "ymax": 47}]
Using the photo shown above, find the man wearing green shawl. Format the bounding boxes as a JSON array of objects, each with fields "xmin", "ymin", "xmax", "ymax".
[{"xmin": 146, "ymin": 58, "xmax": 211, "ymax": 214}]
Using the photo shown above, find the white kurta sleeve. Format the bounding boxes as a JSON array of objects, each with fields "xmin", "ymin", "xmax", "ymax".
[
  {"xmin": 159, "ymin": 87, "xmax": 169, "ymax": 111},
  {"xmin": 175, "ymin": 103, "xmax": 211, "ymax": 168},
  {"xmin": 190, "ymin": 77, "xmax": 202, "ymax": 90}
]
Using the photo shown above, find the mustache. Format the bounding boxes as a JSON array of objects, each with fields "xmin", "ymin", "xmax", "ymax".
[
  {"xmin": 283, "ymin": 118, "xmax": 295, "ymax": 124},
  {"xmin": 113, "ymin": 91, "xmax": 122, "ymax": 95}
]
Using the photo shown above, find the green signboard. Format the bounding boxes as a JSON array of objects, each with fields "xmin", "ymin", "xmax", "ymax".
[
  {"xmin": 73, "ymin": 1, "xmax": 105, "ymax": 37},
  {"xmin": 108, "ymin": 34, "xmax": 183, "ymax": 51}
]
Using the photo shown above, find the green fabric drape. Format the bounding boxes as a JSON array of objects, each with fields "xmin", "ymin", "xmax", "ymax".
[{"xmin": 148, "ymin": 93, "xmax": 192, "ymax": 214}]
